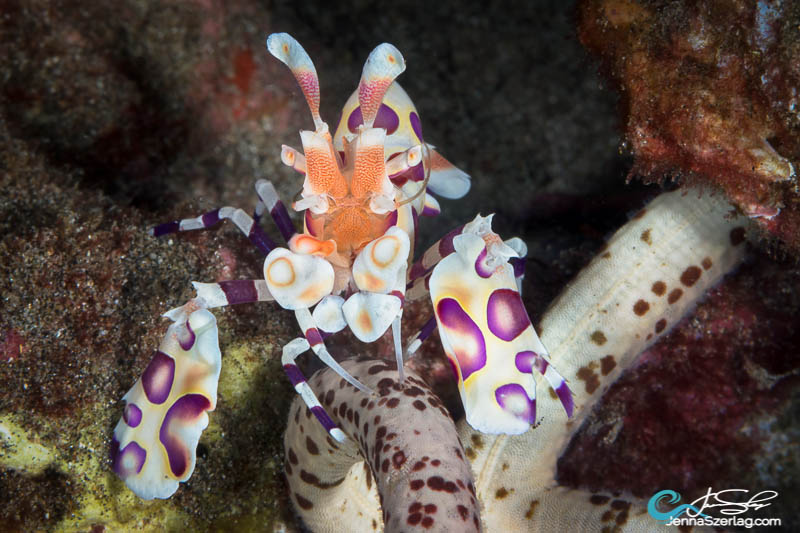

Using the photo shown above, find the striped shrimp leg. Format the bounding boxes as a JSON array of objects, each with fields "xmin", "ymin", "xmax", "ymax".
[
  {"xmin": 281, "ymin": 337, "xmax": 347, "ymax": 443},
  {"xmin": 407, "ymin": 221, "xmax": 527, "ymax": 301},
  {"xmin": 254, "ymin": 179, "xmax": 297, "ymax": 242},
  {"xmin": 283, "ymin": 308, "xmax": 374, "ymax": 442},
  {"xmin": 295, "ymin": 308, "xmax": 373, "ymax": 396},
  {"xmin": 151, "ymin": 206, "xmax": 276, "ymax": 256},
  {"xmin": 406, "ymin": 224, "xmax": 465, "ymax": 301},
  {"xmin": 404, "ymin": 315, "xmax": 438, "ymax": 358},
  {"xmin": 162, "ymin": 280, "xmax": 274, "ymax": 322},
  {"xmin": 191, "ymin": 280, "xmax": 273, "ymax": 309}
]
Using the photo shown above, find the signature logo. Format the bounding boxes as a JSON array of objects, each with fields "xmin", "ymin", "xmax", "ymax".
[
  {"xmin": 647, "ymin": 490, "xmax": 709, "ymax": 521},
  {"xmin": 647, "ymin": 488, "xmax": 778, "ymax": 522}
]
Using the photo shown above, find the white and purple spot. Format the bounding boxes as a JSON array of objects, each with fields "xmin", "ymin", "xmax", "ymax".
[
  {"xmin": 495, "ymin": 383, "xmax": 535, "ymax": 424},
  {"xmin": 142, "ymin": 351, "xmax": 176, "ymax": 405},
  {"xmin": 159, "ymin": 393, "xmax": 212, "ymax": 477},
  {"xmin": 111, "ymin": 438, "xmax": 147, "ymax": 479},
  {"xmin": 409, "ymin": 111, "xmax": 423, "ymax": 141},
  {"xmin": 474, "ymin": 247, "xmax": 493, "ymax": 278},
  {"xmin": 178, "ymin": 321, "xmax": 195, "ymax": 351},
  {"xmin": 436, "ymin": 298, "xmax": 487, "ymax": 380},
  {"xmin": 123, "ymin": 403, "xmax": 143, "ymax": 428},
  {"xmin": 347, "ymin": 104, "xmax": 400, "ymax": 134},
  {"xmin": 486, "ymin": 289, "xmax": 530, "ymax": 341}
]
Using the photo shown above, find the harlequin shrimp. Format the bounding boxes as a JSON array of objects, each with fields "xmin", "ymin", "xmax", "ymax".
[{"xmin": 111, "ymin": 33, "xmax": 572, "ymax": 500}]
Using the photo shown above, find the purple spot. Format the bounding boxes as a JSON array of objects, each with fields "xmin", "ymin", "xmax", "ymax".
[
  {"xmin": 305, "ymin": 211, "xmax": 317, "ymax": 237},
  {"xmin": 486, "ymin": 289, "xmax": 531, "ymax": 341},
  {"xmin": 509, "ymin": 257, "xmax": 526, "ymax": 279},
  {"xmin": 159, "ymin": 394, "xmax": 212, "ymax": 477},
  {"xmin": 305, "ymin": 328, "xmax": 323, "ymax": 346},
  {"xmin": 284, "ymin": 364, "xmax": 305, "ymax": 387},
  {"xmin": 152, "ymin": 220, "xmax": 179, "ymax": 237},
  {"xmin": 515, "ymin": 350, "xmax": 549, "ymax": 375},
  {"xmin": 409, "ymin": 111, "xmax": 423, "ymax": 141},
  {"xmin": 178, "ymin": 320, "xmax": 195, "ymax": 351},
  {"xmin": 142, "ymin": 351, "xmax": 175, "ymax": 405},
  {"xmin": 438, "ymin": 226, "xmax": 464, "ymax": 258},
  {"xmin": 557, "ymin": 382, "xmax": 574, "ymax": 417},
  {"xmin": 347, "ymin": 104, "xmax": 400, "ymax": 134},
  {"xmin": 474, "ymin": 247, "xmax": 492, "ymax": 278},
  {"xmin": 220, "ymin": 280, "xmax": 258, "ymax": 305},
  {"xmin": 389, "ymin": 163, "xmax": 425, "ymax": 187},
  {"xmin": 447, "ymin": 358, "xmax": 460, "ymax": 379},
  {"xmin": 421, "ymin": 202, "xmax": 440, "ymax": 217},
  {"xmin": 412, "ymin": 162, "xmax": 425, "ymax": 183},
  {"xmin": 390, "ymin": 290, "xmax": 405, "ymax": 307},
  {"xmin": 123, "ymin": 403, "xmax": 143, "ymax": 428},
  {"xmin": 495, "ymin": 383, "xmax": 535, "ymax": 424},
  {"xmin": 347, "ymin": 107, "xmax": 362, "ymax": 132},
  {"xmin": 436, "ymin": 298, "xmax": 487, "ymax": 381},
  {"xmin": 338, "ymin": 150, "xmax": 346, "ymax": 165},
  {"xmin": 534, "ymin": 357, "xmax": 549, "ymax": 375},
  {"xmin": 514, "ymin": 350, "xmax": 537, "ymax": 374},
  {"xmin": 311, "ymin": 405, "xmax": 337, "ymax": 433},
  {"xmin": 385, "ymin": 209, "xmax": 398, "ymax": 228},
  {"xmin": 112, "ymin": 440, "xmax": 147, "ymax": 479},
  {"xmin": 387, "ymin": 153, "xmax": 406, "ymax": 183},
  {"xmin": 201, "ymin": 208, "xmax": 221, "ymax": 228}
]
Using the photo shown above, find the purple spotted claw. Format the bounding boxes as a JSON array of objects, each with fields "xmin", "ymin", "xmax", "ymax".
[
  {"xmin": 111, "ymin": 309, "xmax": 222, "ymax": 499},
  {"xmin": 429, "ymin": 214, "xmax": 573, "ymax": 435}
]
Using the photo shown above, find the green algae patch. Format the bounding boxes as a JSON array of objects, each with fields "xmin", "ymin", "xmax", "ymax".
[
  {"xmin": 217, "ymin": 340, "xmax": 273, "ymax": 408},
  {"xmin": 0, "ymin": 414, "xmax": 58, "ymax": 475}
]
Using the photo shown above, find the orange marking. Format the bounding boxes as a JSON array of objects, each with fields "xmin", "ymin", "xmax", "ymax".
[
  {"xmin": 304, "ymin": 141, "xmax": 347, "ymax": 198},
  {"xmin": 328, "ymin": 207, "xmax": 383, "ymax": 255},
  {"xmin": 358, "ymin": 310, "xmax": 373, "ymax": 332},
  {"xmin": 352, "ymin": 144, "xmax": 386, "ymax": 198},
  {"xmin": 370, "ymin": 237, "xmax": 397, "ymax": 267},
  {"xmin": 267, "ymin": 257, "xmax": 295, "ymax": 286},
  {"xmin": 292, "ymin": 235, "xmax": 336, "ymax": 257},
  {"xmin": 359, "ymin": 272, "xmax": 386, "ymax": 292},
  {"xmin": 299, "ymin": 285, "xmax": 323, "ymax": 303}
]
